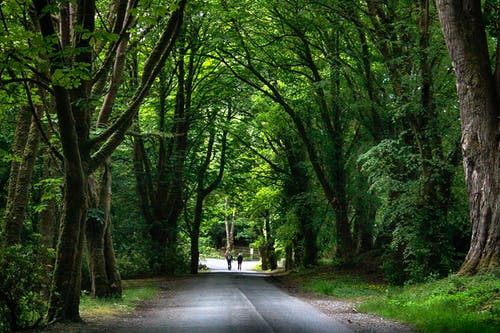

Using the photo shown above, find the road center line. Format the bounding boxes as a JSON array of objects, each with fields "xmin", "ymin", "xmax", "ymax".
[{"xmin": 236, "ymin": 286, "xmax": 276, "ymax": 333}]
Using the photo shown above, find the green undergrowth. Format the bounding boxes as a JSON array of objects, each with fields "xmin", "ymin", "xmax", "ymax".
[
  {"xmin": 359, "ymin": 272, "xmax": 500, "ymax": 333},
  {"xmin": 280, "ymin": 266, "xmax": 386, "ymax": 299},
  {"xmin": 284, "ymin": 267, "xmax": 499, "ymax": 333},
  {"xmin": 303, "ymin": 275, "xmax": 385, "ymax": 298},
  {"xmin": 80, "ymin": 278, "xmax": 160, "ymax": 318}
]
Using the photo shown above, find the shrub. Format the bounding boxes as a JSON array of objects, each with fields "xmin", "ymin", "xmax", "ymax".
[{"xmin": 0, "ymin": 244, "xmax": 53, "ymax": 332}]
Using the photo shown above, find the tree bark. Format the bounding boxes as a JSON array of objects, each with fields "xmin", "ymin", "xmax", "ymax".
[
  {"xmin": 224, "ymin": 197, "xmax": 233, "ymax": 254},
  {"xmin": 264, "ymin": 209, "xmax": 277, "ymax": 270},
  {"xmin": 2, "ymin": 105, "xmax": 40, "ymax": 246},
  {"xmin": 435, "ymin": 0, "xmax": 500, "ymax": 273},
  {"xmin": 32, "ymin": 0, "xmax": 186, "ymax": 321},
  {"xmin": 84, "ymin": 1, "xmax": 131, "ymax": 297},
  {"xmin": 283, "ymin": 138, "xmax": 318, "ymax": 266},
  {"xmin": 39, "ymin": 144, "xmax": 60, "ymax": 250},
  {"xmin": 86, "ymin": 161, "xmax": 121, "ymax": 298},
  {"xmin": 189, "ymin": 126, "xmax": 227, "ymax": 274},
  {"xmin": 86, "ymin": 175, "xmax": 110, "ymax": 297}
]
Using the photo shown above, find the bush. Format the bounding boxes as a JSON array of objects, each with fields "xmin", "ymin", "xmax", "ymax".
[
  {"xmin": 0, "ymin": 244, "xmax": 53, "ymax": 332},
  {"xmin": 118, "ymin": 251, "xmax": 152, "ymax": 279}
]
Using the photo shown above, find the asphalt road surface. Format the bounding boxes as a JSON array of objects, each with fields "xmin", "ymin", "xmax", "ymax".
[{"xmin": 124, "ymin": 259, "xmax": 353, "ymax": 333}]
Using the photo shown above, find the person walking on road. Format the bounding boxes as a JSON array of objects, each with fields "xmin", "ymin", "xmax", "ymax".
[
  {"xmin": 237, "ymin": 253, "xmax": 243, "ymax": 270},
  {"xmin": 226, "ymin": 252, "xmax": 233, "ymax": 270}
]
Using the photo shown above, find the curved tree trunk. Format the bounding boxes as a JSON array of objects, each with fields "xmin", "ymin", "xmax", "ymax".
[
  {"xmin": 84, "ymin": 0, "xmax": 133, "ymax": 298},
  {"xmin": 436, "ymin": 0, "xmax": 500, "ymax": 274},
  {"xmin": 33, "ymin": 0, "xmax": 186, "ymax": 321},
  {"xmin": 189, "ymin": 120, "xmax": 228, "ymax": 274}
]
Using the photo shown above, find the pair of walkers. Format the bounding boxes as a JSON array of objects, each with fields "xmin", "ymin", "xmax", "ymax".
[{"xmin": 226, "ymin": 252, "xmax": 243, "ymax": 270}]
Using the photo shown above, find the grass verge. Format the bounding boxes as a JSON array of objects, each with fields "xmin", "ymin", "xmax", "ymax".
[
  {"xmin": 80, "ymin": 278, "xmax": 160, "ymax": 319},
  {"xmin": 358, "ymin": 272, "xmax": 500, "ymax": 333},
  {"xmin": 282, "ymin": 267, "xmax": 499, "ymax": 333}
]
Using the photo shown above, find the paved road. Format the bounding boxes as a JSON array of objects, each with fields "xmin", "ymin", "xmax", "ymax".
[
  {"xmin": 202, "ymin": 257, "xmax": 261, "ymax": 272},
  {"xmin": 125, "ymin": 259, "xmax": 353, "ymax": 333}
]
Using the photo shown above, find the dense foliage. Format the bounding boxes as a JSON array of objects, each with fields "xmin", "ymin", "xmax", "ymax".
[
  {"xmin": 0, "ymin": 244, "xmax": 53, "ymax": 332},
  {"xmin": 0, "ymin": 0, "xmax": 498, "ymax": 328}
]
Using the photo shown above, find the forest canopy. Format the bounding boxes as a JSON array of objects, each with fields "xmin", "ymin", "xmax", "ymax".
[{"xmin": 0, "ymin": 0, "xmax": 498, "ymax": 330}]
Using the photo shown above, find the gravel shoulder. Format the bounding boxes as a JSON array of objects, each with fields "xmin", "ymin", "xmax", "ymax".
[{"xmin": 270, "ymin": 274, "xmax": 419, "ymax": 333}]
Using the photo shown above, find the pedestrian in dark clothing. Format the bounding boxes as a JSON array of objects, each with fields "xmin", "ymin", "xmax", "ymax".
[
  {"xmin": 237, "ymin": 253, "xmax": 243, "ymax": 270},
  {"xmin": 226, "ymin": 252, "xmax": 232, "ymax": 270}
]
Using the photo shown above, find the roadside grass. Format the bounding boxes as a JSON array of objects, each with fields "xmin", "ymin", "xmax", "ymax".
[
  {"xmin": 285, "ymin": 267, "xmax": 500, "ymax": 333},
  {"xmin": 303, "ymin": 275, "xmax": 385, "ymax": 298},
  {"xmin": 80, "ymin": 278, "xmax": 160, "ymax": 319},
  {"xmin": 358, "ymin": 272, "xmax": 500, "ymax": 333}
]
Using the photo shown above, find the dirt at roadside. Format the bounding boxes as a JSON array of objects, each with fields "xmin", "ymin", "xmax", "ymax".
[
  {"xmin": 271, "ymin": 274, "xmax": 419, "ymax": 333},
  {"xmin": 25, "ymin": 277, "xmax": 188, "ymax": 333}
]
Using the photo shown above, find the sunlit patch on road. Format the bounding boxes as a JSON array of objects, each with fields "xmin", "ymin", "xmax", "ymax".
[{"xmin": 201, "ymin": 258, "xmax": 261, "ymax": 273}]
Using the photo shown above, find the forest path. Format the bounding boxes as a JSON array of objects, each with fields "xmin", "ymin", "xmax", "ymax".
[{"xmin": 117, "ymin": 265, "xmax": 354, "ymax": 332}]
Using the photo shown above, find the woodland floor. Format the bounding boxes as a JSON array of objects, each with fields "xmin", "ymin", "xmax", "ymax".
[{"xmin": 31, "ymin": 270, "xmax": 418, "ymax": 333}]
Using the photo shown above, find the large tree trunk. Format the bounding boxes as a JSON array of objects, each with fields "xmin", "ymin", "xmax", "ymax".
[
  {"xmin": 86, "ymin": 162, "xmax": 121, "ymax": 298},
  {"xmin": 150, "ymin": 60, "xmax": 190, "ymax": 275},
  {"xmin": 264, "ymin": 210, "xmax": 277, "ymax": 270},
  {"xmin": 435, "ymin": 0, "xmax": 500, "ymax": 274},
  {"xmin": 224, "ymin": 197, "xmax": 235, "ymax": 254},
  {"xmin": 189, "ymin": 198, "xmax": 202, "ymax": 274},
  {"xmin": 2, "ymin": 106, "xmax": 39, "ymax": 246},
  {"xmin": 39, "ymin": 148, "xmax": 60, "ymax": 250},
  {"xmin": 46, "ymin": 84, "xmax": 89, "ymax": 322},
  {"xmin": 33, "ymin": 0, "xmax": 186, "ymax": 321},
  {"xmin": 283, "ymin": 138, "xmax": 318, "ymax": 266},
  {"xmin": 84, "ymin": 3, "xmax": 132, "ymax": 298},
  {"xmin": 86, "ymin": 175, "xmax": 110, "ymax": 297},
  {"xmin": 104, "ymin": 222, "xmax": 122, "ymax": 296}
]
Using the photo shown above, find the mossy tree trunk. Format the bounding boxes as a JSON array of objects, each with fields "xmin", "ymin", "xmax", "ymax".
[
  {"xmin": 436, "ymin": 0, "xmax": 500, "ymax": 274},
  {"xmin": 2, "ymin": 105, "xmax": 41, "ymax": 246},
  {"xmin": 282, "ymin": 138, "xmax": 318, "ymax": 267},
  {"xmin": 84, "ymin": 1, "xmax": 132, "ymax": 298},
  {"xmin": 39, "ymin": 148, "xmax": 60, "ymax": 250},
  {"xmin": 86, "ymin": 162, "xmax": 121, "ymax": 298},
  {"xmin": 33, "ymin": 0, "xmax": 186, "ymax": 321}
]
